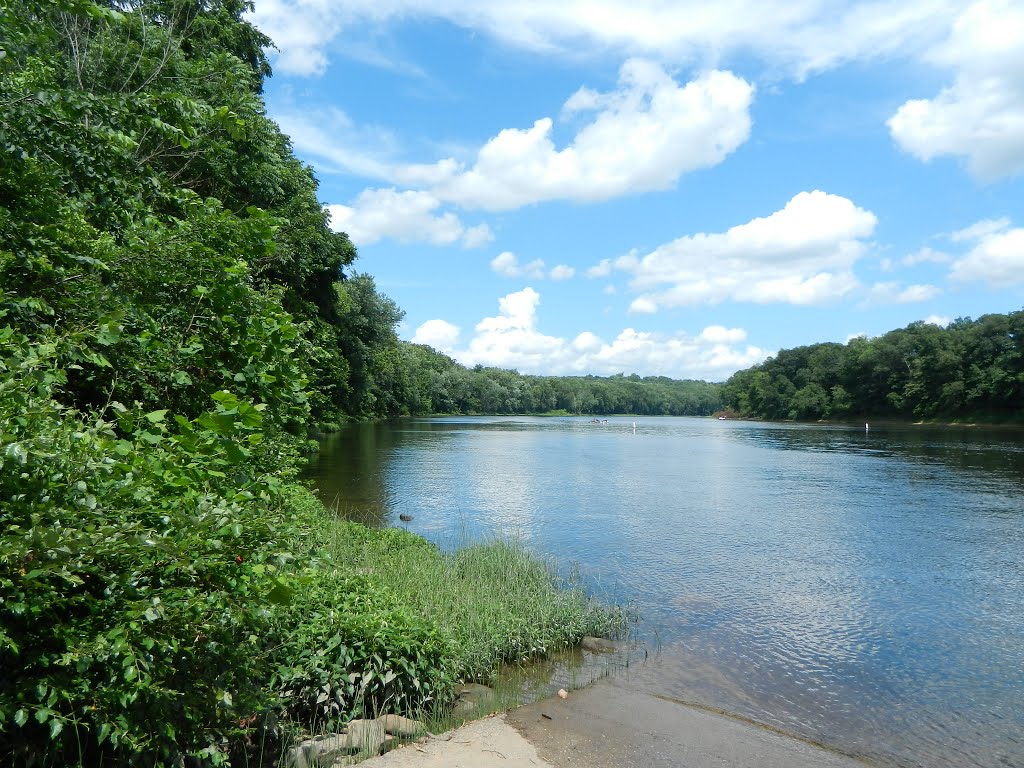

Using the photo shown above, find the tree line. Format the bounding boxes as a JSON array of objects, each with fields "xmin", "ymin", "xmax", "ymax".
[
  {"xmin": 721, "ymin": 312, "xmax": 1024, "ymax": 422},
  {"xmin": 365, "ymin": 343, "xmax": 723, "ymax": 422}
]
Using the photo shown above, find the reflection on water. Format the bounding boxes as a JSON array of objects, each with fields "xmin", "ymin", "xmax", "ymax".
[{"xmin": 305, "ymin": 417, "xmax": 1024, "ymax": 768}]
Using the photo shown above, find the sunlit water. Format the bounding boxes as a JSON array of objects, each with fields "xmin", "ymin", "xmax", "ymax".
[{"xmin": 305, "ymin": 417, "xmax": 1024, "ymax": 768}]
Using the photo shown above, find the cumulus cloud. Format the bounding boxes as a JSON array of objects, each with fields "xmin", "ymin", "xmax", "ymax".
[
  {"xmin": 327, "ymin": 188, "xmax": 492, "ymax": 247},
  {"xmin": 248, "ymin": 0, "xmax": 957, "ymax": 80},
  {"xmin": 247, "ymin": 0, "xmax": 342, "ymax": 75},
  {"xmin": 628, "ymin": 297, "xmax": 659, "ymax": 314},
  {"xmin": 277, "ymin": 60, "xmax": 753, "ymax": 215},
  {"xmin": 411, "ymin": 318, "xmax": 461, "ymax": 351},
  {"xmin": 866, "ymin": 281, "xmax": 942, "ymax": 304},
  {"xmin": 924, "ymin": 314, "xmax": 952, "ymax": 327},
  {"xmin": 587, "ymin": 259, "xmax": 614, "ymax": 278},
  {"xmin": 888, "ymin": 0, "xmax": 1024, "ymax": 180},
  {"xmin": 700, "ymin": 325, "xmax": 747, "ymax": 344},
  {"xmin": 491, "ymin": 252, "xmax": 546, "ymax": 279},
  {"xmin": 611, "ymin": 190, "xmax": 877, "ymax": 310},
  {"xmin": 412, "ymin": 60, "xmax": 754, "ymax": 210},
  {"xmin": 948, "ymin": 218, "xmax": 1024, "ymax": 285},
  {"xmin": 411, "ymin": 288, "xmax": 769, "ymax": 381},
  {"xmin": 491, "ymin": 253, "xmax": 577, "ymax": 281}
]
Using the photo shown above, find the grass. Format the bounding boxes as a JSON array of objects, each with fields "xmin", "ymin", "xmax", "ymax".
[{"xmin": 321, "ymin": 517, "xmax": 629, "ymax": 683}]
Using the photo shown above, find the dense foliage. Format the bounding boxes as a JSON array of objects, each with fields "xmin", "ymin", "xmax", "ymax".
[
  {"xmin": 1, "ymin": 328, "xmax": 301, "ymax": 765},
  {"xmin": 722, "ymin": 312, "xmax": 1024, "ymax": 422}
]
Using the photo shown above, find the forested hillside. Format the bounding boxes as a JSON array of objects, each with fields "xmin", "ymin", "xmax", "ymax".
[
  {"xmin": 394, "ymin": 345, "xmax": 722, "ymax": 418},
  {"xmin": 721, "ymin": 312, "xmax": 1024, "ymax": 422}
]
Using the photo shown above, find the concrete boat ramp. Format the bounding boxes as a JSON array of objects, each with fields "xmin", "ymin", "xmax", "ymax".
[{"xmin": 361, "ymin": 677, "xmax": 872, "ymax": 768}]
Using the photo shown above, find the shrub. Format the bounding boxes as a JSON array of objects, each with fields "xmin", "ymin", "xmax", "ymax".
[
  {"xmin": 268, "ymin": 572, "xmax": 454, "ymax": 734},
  {"xmin": 0, "ymin": 327, "xmax": 301, "ymax": 766}
]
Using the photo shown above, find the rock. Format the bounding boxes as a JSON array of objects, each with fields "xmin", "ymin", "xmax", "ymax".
[
  {"xmin": 454, "ymin": 682, "xmax": 495, "ymax": 699},
  {"xmin": 557, "ymin": 688, "xmax": 568, "ymax": 699},
  {"xmin": 344, "ymin": 718, "xmax": 387, "ymax": 755},
  {"xmin": 286, "ymin": 734, "xmax": 353, "ymax": 768},
  {"xmin": 378, "ymin": 714, "xmax": 425, "ymax": 737},
  {"xmin": 580, "ymin": 636, "xmax": 619, "ymax": 653},
  {"xmin": 452, "ymin": 682, "xmax": 497, "ymax": 716}
]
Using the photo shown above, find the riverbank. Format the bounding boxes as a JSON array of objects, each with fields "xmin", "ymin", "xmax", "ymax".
[{"xmin": 362, "ymin": 677, "xmax": 871, "ymax": 768}]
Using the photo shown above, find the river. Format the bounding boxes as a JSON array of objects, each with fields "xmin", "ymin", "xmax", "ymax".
[{"xmin": 304, "ymin": 416, "xmax": 1024, "ymax": 768}]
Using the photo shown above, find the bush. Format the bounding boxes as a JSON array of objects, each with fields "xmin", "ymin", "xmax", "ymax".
[
  {"xmin": 269, "ymin": 572, "xmax": 454, "ymax": 734},
  {"xmin": 0, "ymin": 328, "xmax": 301, "ymax": 766}
]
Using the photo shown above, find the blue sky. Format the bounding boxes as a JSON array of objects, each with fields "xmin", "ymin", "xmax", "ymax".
[{"xmin": 248, "ymin": 0, "xmax": 1024, "ymax": 381}]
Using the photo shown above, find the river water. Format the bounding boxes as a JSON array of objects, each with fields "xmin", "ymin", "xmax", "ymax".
[{"xmin": 305, "ymin": 416, "xmax": 1024, "ymax": 768}]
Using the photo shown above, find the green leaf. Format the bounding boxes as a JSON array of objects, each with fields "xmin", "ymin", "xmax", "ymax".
[
  {"xmin": 144, "ymin": 410, "xmax": 168, "ymax": 424},
  {"xmin": 96, "ymin": 322, "xmax": 121, "ymax": 346},
  {"xmin": 14, "ymin": 709, "xmax": 28, "ymax": 727},
  {"xmin": 267, "ymin": 579, "xmax": 294, "ymax": 606}
]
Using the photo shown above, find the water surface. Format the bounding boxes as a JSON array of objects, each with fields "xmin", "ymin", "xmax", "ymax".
[{"xmin": 306, "ymin": 417, "xmax": 1024, "ymax": 768}]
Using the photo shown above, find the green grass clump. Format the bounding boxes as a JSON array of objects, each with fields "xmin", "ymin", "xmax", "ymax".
[{"xmin": 320, "ymin": 507, "xmax": 627, "ymax": 683}]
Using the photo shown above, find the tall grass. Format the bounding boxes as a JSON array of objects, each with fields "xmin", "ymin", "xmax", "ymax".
[{"xmin": 315, "ymin": 506, "xmax": 627, "ymax": 683}]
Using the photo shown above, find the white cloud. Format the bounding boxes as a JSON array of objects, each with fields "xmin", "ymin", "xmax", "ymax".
[
  {"xmin": 249, "ymin": 1, "xmax": 958, "ymax": 81},
  {"xmin": 628, "ymin": 297, "xmax": 658, "ymax": 314},
  {"xmin": 888, "ymin": 0, "xmax": 1024, "ymax": 180},
  {"xmin": 411, "ymin": 60, "xmax": 753, "ymax": 211},
  {"xmin": 902, "ymin": 246, "xmax": 952, "ymax": 266},
  {"xmin": 416, "ymin": 288, "xmax": 769, "ymax": 380},
  {"xmin": 612, "ymin": 190, "xmax": 877, "ymax": 309},
  {"xmin": 463, "ymin": 224, "xmax": 495, "ymax": 248},
  {"xmin": 700, "ymin": 325, "xmax": 747, "ymax": 344},
  {"xmin": 411, "ymin": 318, "xmax": 461, "ymax": 351},
  {"xmin": 950, "ymin": 217, "xmax": 1011, "ymax": 242},
  {"xmin": 924, "ymin": 314, "xmax": 952, "ymax": 327},
  {"xmin": 327, "ymin": 188, "xmax": 492, "ymax": 247},
  {"xmin": 949, "ymin": 221, "xmax": 1024, "ymax": 285},
  {"xmin": 491, "ymin": 252, "xmax": 544, "ymax": 278},
  {"xmin": 587, "ymin": 259, "xmax": 614, "ymax": 278},
  {"xmin": 275, "ymin": 109, "xmax": 398, "ymax": 178},
  {"xmin": 248, "ymin": 0, "xmax": 342, "ymax": 75},
  {"xmin": 275, "ymin": 61, "xmax": 753, "ymax": 216},
  {"xmin": 491, "ymin": 253, "xmax": 577, "ymax": 280},
  {"xmin": 602, "ymin": 284, "xmax": 617, "ymax": 295},
  {"xmin": 866, "ymin": 281, "xmax": 942, "ymax": 304}
]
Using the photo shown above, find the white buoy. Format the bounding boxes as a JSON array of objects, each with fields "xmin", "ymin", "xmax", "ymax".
[
  {"xmin": 865, "ymin": 422, "xmax": 870, "ymax": 433},
  {"xmin": 632, "ymin": 421, "xmax": 636, "ymax": 434}
]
